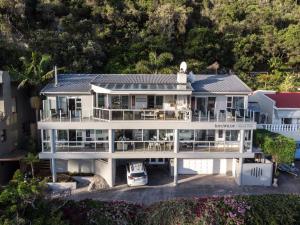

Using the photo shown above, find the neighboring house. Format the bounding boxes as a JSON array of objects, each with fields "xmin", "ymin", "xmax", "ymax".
[
  {"xmin": 0, "ymin": 71, "xmax": 33, "ymax": 184},
  {"xmin": 250, "ymin": 90, "xmax": 300, "ymax": 159},
  {"xmin": 38, "ymin": 69, "xmax": 272, "ymax": 187}
]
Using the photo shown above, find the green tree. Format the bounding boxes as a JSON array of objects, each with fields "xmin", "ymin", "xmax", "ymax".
[
  {"xmin": 23, "ymin": 152, "xmax": 39, "ymax": 178},
  {"xmin": 11, "ymin": 52, "xmax": 55, "ymax": 90},
  {"xmin": 135, "ymin": 51, "xmax": 174, "ymax": 74},
  {"xmin": 0, "ymin": 170, "xmax": 45, "ymax": 224},
  {"xmin": 263, "ymin": 135, "xmax": 296, "ymax": 174},
  {"xmin": 279, "ymin": 73, "xmax": 297, "ymax": 92}
]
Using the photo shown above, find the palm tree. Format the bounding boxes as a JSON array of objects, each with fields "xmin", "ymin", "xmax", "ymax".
[
  {"xmin": 23, "ymin": 153, "xmax": 39, "ymax": 178},
  {"xmin": 135, "ymin": 51, "xmax": 174, "ymax": 74},
  {"xmin": 10, "ymin": 52, "xmax": 63, "ymax": 121},
  {"xmin": 11, "ymin": 52, "xmax": 55, "ymax": 90}
]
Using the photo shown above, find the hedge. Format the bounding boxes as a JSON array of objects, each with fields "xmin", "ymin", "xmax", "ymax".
[{"xmin": 1, "ymin": 194, "xmax": 300, "ymax": 225}]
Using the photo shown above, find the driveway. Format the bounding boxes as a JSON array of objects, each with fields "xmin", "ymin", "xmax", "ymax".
[{"xmin": 70, "ymin": 162, "xmax": 300, "ymax": 205}]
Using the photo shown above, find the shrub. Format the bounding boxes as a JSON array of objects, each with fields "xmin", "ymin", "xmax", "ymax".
[{"xmin": 240, "ymin": 194, "xmax": 300, "ymax": 225}]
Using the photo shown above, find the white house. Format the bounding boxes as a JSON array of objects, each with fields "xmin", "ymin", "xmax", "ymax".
[
  {"xmin": 250, "ymin": 90, "xmax": 300, "ymax": 159},
  {"xmin": 38, "ymin": 69, "xmax": 273, "ymax": 187}
]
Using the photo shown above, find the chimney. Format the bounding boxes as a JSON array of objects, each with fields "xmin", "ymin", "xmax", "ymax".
[
  {"xmin": 177, "ymin": 72, "xmax": 187, "ymax": 83},
  {"xmin": 177, "ymin": 61, "xmax": 187, "ymax": 83},
  {"xmin": 54, "ymin": 66, "xmax": 58, "ymax": 87}
]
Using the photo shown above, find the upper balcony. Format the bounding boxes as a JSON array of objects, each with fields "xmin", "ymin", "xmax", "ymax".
[
  {"xmin": 40, "ymin": 94, "xmax": 255, "ymax": 123},
  {"xmin": 40, "ymin": 107, "xmax": 255, "ymax": 123}
]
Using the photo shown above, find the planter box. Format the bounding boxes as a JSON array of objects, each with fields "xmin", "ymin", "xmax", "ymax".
[{"xmin": 47, "ymin": 182, "xmax": 77, "ymax": 190}]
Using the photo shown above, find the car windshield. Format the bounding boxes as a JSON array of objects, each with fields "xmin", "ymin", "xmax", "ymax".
[{"xmin": 130, "ymin": 172, "xmax": 145, "ymax": 177}]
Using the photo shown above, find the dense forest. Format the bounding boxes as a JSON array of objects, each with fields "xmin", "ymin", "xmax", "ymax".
[{"xmin": 0, "ymin": 0, "xmax": 299, "ymax": 90}]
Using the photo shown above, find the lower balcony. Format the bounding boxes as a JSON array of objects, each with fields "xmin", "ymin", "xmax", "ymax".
[
  {"xmin": 43, "ymin": 141, "xmax": 109, "ymax": 152},
  {"xmin": 114, "ymin": 141, "xmax": 174, "ymax": 152}
]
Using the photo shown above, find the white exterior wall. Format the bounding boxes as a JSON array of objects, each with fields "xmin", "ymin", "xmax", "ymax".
[
  {"xmin": 176, "ymin": 159, "xmax": 233, "ymax": 175},
  {"xmin": 241, "ymin": 160, "xmax": 273, "ymax": 186},
  {"xmin": 95, "ymin": 159, "xmax": 116, "ymax": 187},
  {"xmin": 215, "ymin": 96, "xmax": 227, "ymax": 113},
  {"xmin": 81, "ymin": 95, "xmax": 93, "ymax": 117},
  {"xmin": 249, "ymin": 90, "xmax": 276, "ymax": 123},
  {"xmin": 54, "ymin": 159, "xmax": 94, "ymax": 173}
]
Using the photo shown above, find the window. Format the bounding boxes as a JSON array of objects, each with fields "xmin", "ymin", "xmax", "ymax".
[
  {"xmin": 225, "ymin": 130, "xmax": 239, "ymax": 141},
  {"xmin": 57, "ymin": 130, "xmax": 68, "ymax": 141},
  {"xmin": 43, "ymin": 130, "xmax": 51, "ymax": 141},
  {"xmin": 159, "ymin": 130, "xmax": 174, "ymax": 141},
  {"xmin": 1, "ymin": 129, "xmax": 6, "ymax": 142},
  {"xmin": 143, "ymin": 129, "xmax": 157, "ymax": 141},
  {"xmin": 155, "ymin": 96, "xmax": 163, "ymax": 109},
  {"xmin": 227, "ymin": 96, "xmax": 244, "ymax": 109},
  {"xmin": 218, "ymin": 130, "xmax": 223, "ymax": 138},
  {"xmin": 111, "ymin": 95, "xmax": 129, "ymax": 109},
  {"xmin": 282, "ymin": 118, "xmax": 292, "ymax": 124},
  {"xmin": 96, "ymin": 130, "xmax": 108, "ymax": 140},
  {"xmin": 97, "ymin": 94, "xmax": 105, "ymax": 108},
  {"xmin": 245, "ymin": 130, "xmax": 251, "ymax": 141},
  {"xmin": 179, "ymin": 130, "xmax": 194, "ymax": 141}
]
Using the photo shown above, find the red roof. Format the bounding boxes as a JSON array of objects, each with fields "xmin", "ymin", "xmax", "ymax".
[{"xmin": 265, "ymin": 92, "xmax": 300, "ymax": 108}]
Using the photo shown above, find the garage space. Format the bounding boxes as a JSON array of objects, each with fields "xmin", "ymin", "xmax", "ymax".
[
  {"xmin": 177, "ymin": 159, "xmax": 234, "ymax": 175},
  {"xmin": 115, "ymin": 159, "xmax": 172, "ymax": 186}
]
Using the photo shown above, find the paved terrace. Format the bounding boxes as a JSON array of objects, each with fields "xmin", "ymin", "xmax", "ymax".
[{"xmin": 70, "ymin": 163, "xmax": 300, "ymax": 205}]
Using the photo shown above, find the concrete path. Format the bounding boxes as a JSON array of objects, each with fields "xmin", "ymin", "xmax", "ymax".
[{"xmin": 70, "ymin": 173, "xmax": 300, "ymax": 205}]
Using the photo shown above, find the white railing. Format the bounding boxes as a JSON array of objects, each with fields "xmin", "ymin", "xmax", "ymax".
[
  {"xmin": 257, "ymin": 124, "xmax": 300, "ymax": 132},
  {"xmin": 40, "ymin": 108, "xmax": 192, "ymax": 122},
  {"xmin": 42, "ymin": 140, "xmax": 109, "ymax": 152},
  {"xmin": 179, "ymin": 141, "xmax": 241, "ymax": 152},
  {"xmin": 114, "ymin": 141, "xmax": 174, "ymax": 152},
  {"xmin": 94, "ymin": 108, "xmax": 191, "ymax": 121},
  {"xmin": 40, "ymin": 107, "xmax": 255, "ymax": 123},
  {"xmin": 192, "ymin": 109, "xmax": 255, "ymax": 123}
]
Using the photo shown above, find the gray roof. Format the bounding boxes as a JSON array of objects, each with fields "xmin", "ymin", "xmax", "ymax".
[
  {"xmin": 41, "ymin": 73, "xmax": 252, "ymax": 94},
  {"xmin": 191, "ymin": 75, "xmax": 252, "ymax": 93},
  {"xmin": 91, "ymin": 74, "xmax": 178, "ymax": 84},
  {"xmin": 41, "ymin": 74, "xmax": 98, "ymax": 94}
]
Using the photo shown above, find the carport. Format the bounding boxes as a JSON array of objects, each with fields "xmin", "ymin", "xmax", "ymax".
[{"xmin": 114, "ymin": 159, "xmax": 173, "ymax": 186}]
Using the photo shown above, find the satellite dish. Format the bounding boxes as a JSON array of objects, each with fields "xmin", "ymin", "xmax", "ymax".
[{"xmin": 180, "ymin": 61, "xmax": 187, "ymax": 73}]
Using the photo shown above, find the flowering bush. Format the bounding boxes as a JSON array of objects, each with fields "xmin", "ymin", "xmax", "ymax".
[{"xmin": 194, "ymin": 196, "xmax": 249, "ymax": 225}]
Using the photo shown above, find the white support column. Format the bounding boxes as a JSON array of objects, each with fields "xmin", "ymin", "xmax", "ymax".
[
  {"xmin": 236, "ymin": 157, "xmax": 243, "ymax": 186},
  {"xmin": 51, "ymin": 158, "xmax": 57, "ymax": 182},
  {"xmin": 174, "ymin": 129, "xmax": 179, "ymax": 153},
  {"xmin": 108, "ymin": 129, "xmax": 114, "ymax": 153},
  {"xmin": 107, "ymin": 158, "xmax": 116, "ymax": 187},
  {"xmin": 173, "ymin": 158, "xmax": 178, "ymax": 186},
  {"xmin": 250, "ymin": 130, "xmax": 254, "ymax": 152},
  {"xmin": 50, "ymin": 129, "xmax": 57, "ymax": 182},
  {"xmin": 239, "ymin": 130, "xmax": 245, "ymax": 153}
]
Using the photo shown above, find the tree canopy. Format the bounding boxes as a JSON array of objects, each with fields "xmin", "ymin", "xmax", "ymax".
[{"xmin": 0, "ymin": 0, "xmax": 299, "ymax": 89}]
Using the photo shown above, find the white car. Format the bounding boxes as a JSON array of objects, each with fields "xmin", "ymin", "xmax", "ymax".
[{"xmin": 126, "ymin": 161, "xmax": 148, "ymax": 186}]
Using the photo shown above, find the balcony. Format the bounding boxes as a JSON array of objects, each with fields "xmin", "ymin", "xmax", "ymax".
[
  {"xmin": 42, "ymin": 141, "xmax": 109, "ymax": 152},
  {"xmin": 114, "ymin": 141, "xmax": 174, "ymax": 152},
  {"xmin": 40, "ymin": 108, "xmax": 192, "ymax": 122},
  {"xmin": 257, "ymin": 124, "xmax": 300, "ymax": 132},
  {"xmin": 178, "ymin": 140, "xmax": 252, "ymax": 153},
  {"xmin": 40, "ymin": 107, "xmax": 255, "ymax": 123},
  {"xmin": 192, "ymin": 108, "xmax": 255, "ymax": 123}
]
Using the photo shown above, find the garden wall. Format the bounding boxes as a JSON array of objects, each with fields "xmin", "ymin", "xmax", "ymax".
[{"xmin": 241, "ymin": 159, "xmax": 273, "ymax": 186}]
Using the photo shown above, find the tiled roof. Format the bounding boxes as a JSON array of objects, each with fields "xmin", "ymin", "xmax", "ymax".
[
  {"xmin": 191, "ymin": 75, "xmax": 252, "ymax": 93},
  {"xmin": 265, "ymin": 92, "xmax": 300, "ymax": 108}
]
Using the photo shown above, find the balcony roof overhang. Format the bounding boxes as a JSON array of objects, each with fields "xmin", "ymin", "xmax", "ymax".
[{"xmin": 91, "ymin": 84, "xmax": 192, "ymax": 95}]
